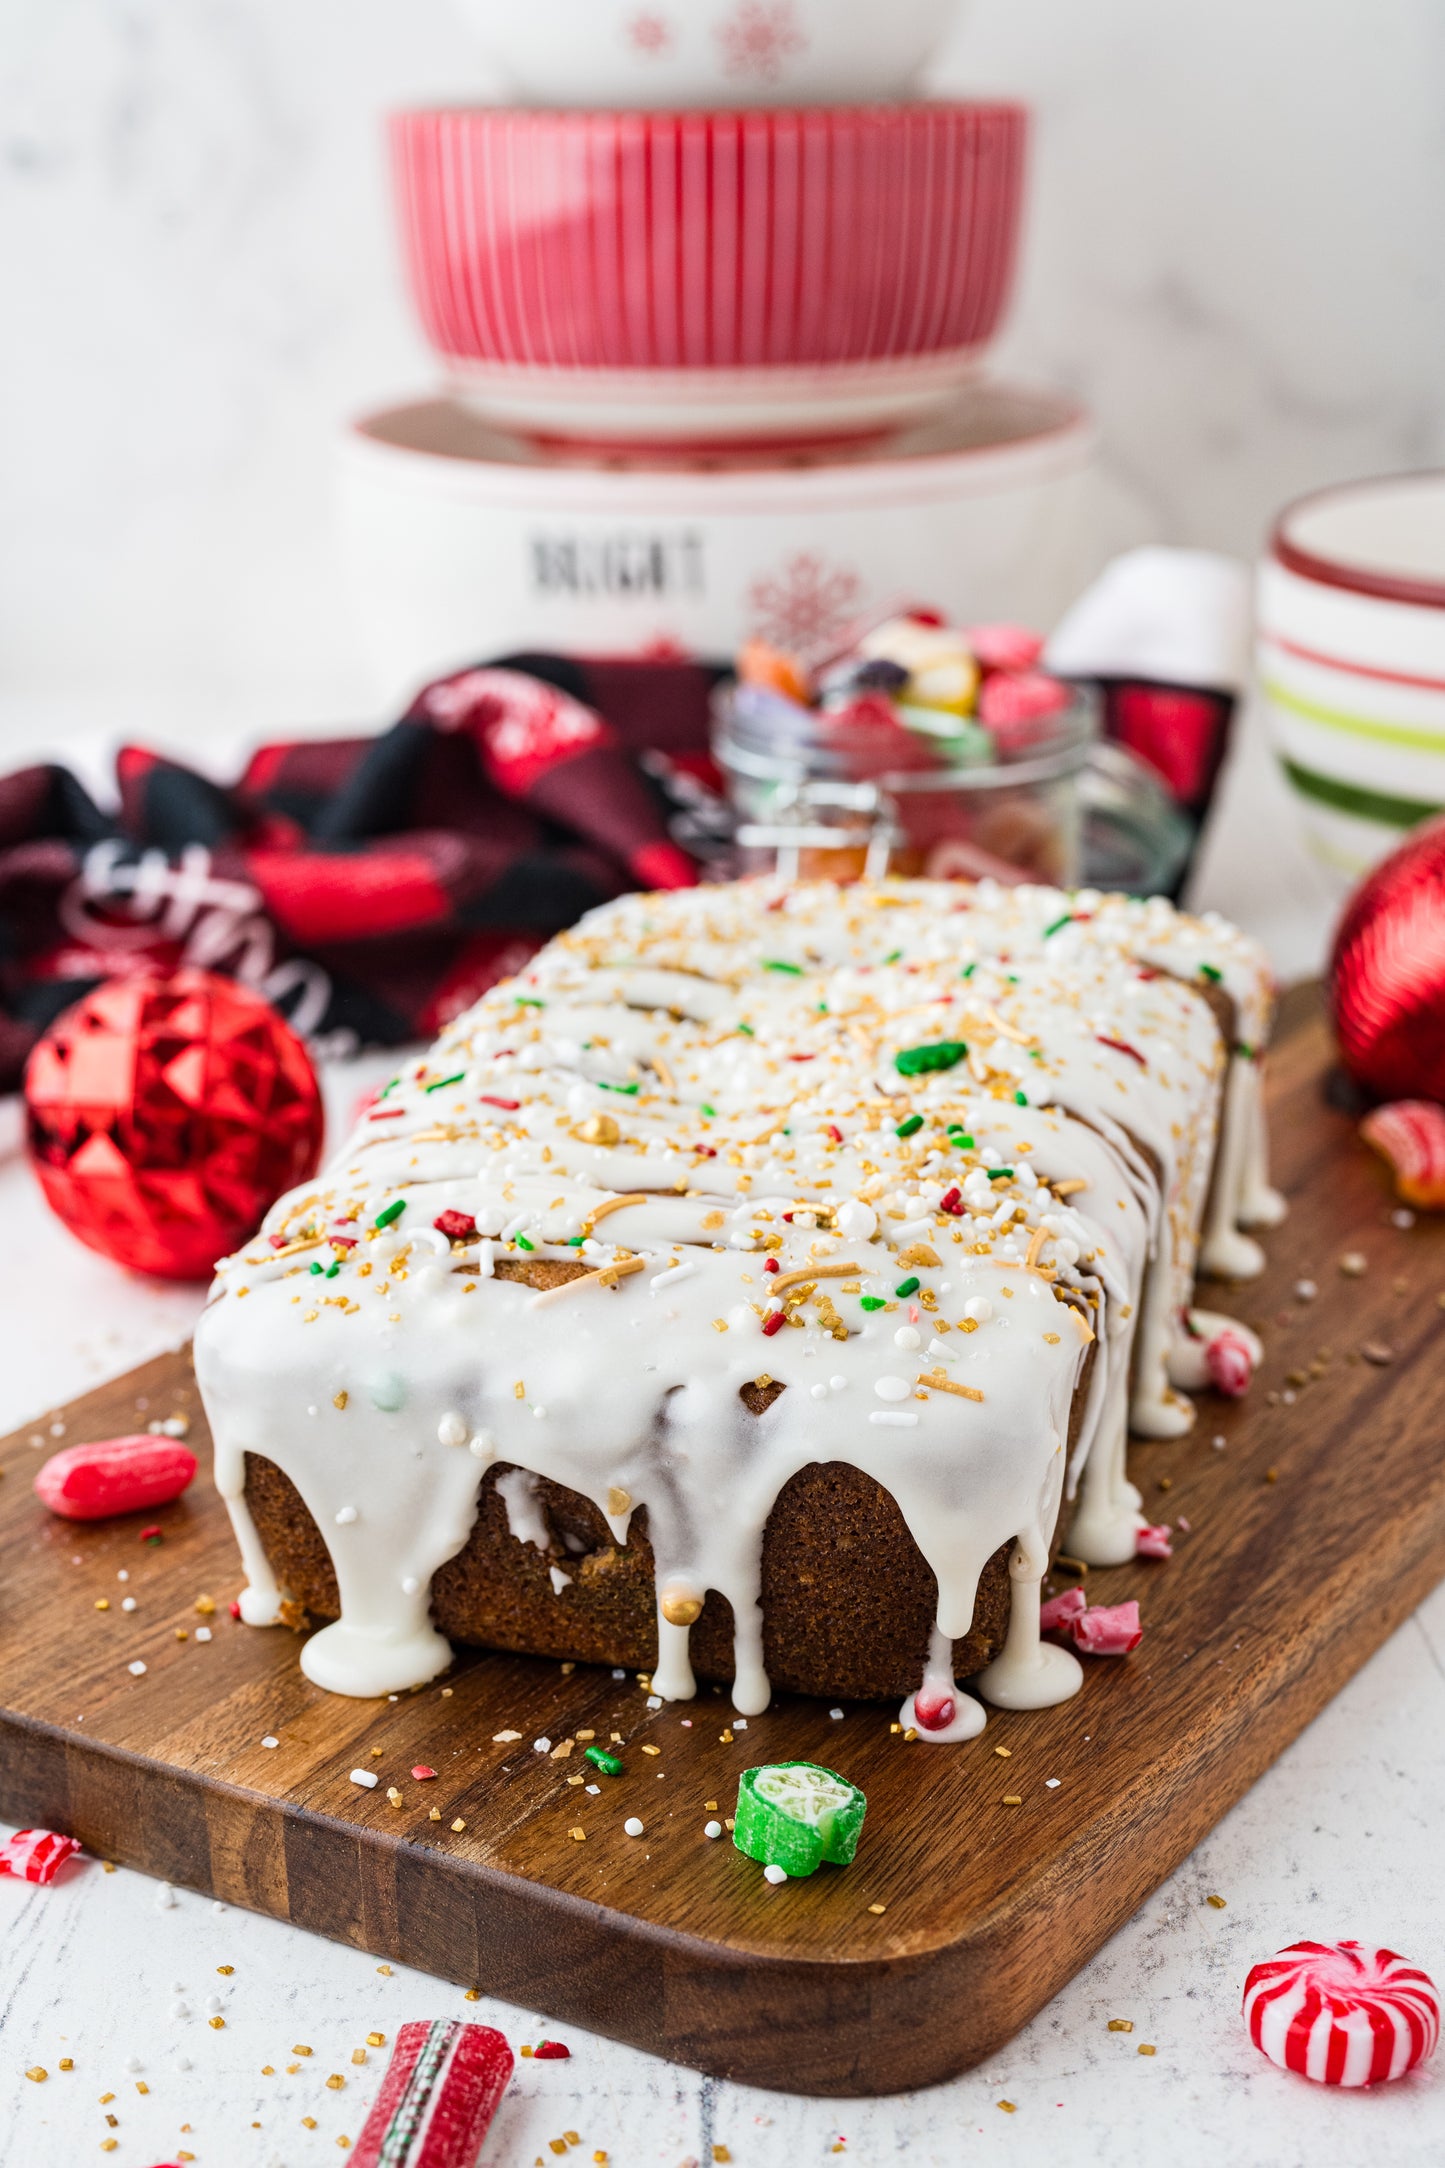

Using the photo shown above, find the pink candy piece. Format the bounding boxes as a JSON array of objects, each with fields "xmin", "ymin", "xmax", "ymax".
[
  {"xmin": 1073, "ymin": 1600, "xmax": 1143, "ymax": 1656},
  {"xmin": 352, "ymin": 2019, "xmax": 513, "ymax": 2167},
  {"xmin": 1135, "ymin": 1523, "xmax": 1174, "ymax": 1561},
  {"xmin": 1243, "ymin": 1942, "xmax": 1440, "ymax": 2087},
  {"xmin": 977, "ymin": 669, "xmax": 1071, "ymax": 731},
  {"xmin": 965, "ymin": 623, "xmax": 1045, "ymax": 674},
  {"xmin": 1206, "ymin": 1328, "xmax": 1256, "ymax": 1398},
  {"xmin": 0, "ymin": 1828, "xmax": 82, "ymax": 1885},
  {"xmin": 1039, "ymin": 1586, "xmax": 1088, "ymax": 1634},
  {"xmin": 34, "ymin": 1435, "xmax": 197, "ymax": 1522}
]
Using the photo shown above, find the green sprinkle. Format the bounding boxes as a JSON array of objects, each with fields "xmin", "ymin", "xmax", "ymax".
[
  {"xmin": 959, "ymin": 963, "xmax": 977, "ymax": 979},
  {"xmin": 885, "ymin": 949, "xmax": 904, "ymax": 965},
  {"xmin": 1199, "ymin": 962, "xmax": 1223, "ymax": 983},
  {"xmin": 816, "ymin": 1002, "xmax": 829, "ymax": 1015},
  {"xmin": 950, "ymin": 1130, "xmax": 976, "ymax": 1150},
  {"xmin": 895, "ymin": 1114, "xmax": 925, "ymax": 1139},
  {"xmin": 986, "ymin": 1167, "xmax": 1014, "ymax": 1182},
  {"xmin": 515, "ymin": 1233, "xmax": 535, "ymax": 1252},
  {"xmin": 895, "ymin": 1041, "xmax": 968, "ymax": 1078},
  {"xmin": 737, "ymin": 1022, "xmax": 755, "ymax": 1036},
  {"xmin": 1043, "ymin": 913, "xmax": 1073, "ymax": 938},
  {"xmin": 895, "ymin": 1276, "xmax": 921, "ymax": 1298},
  {"xmin": 763, "ymin": 959, "xmax": 803, "ymax": 975},
  {"xmin": 700, "ymin": 1103, "xmax": 717, "ymax": 1119},
  {"xmin": 374, "ymin": 1198, "xmax": 407, "ymax": 1230},
  {"xmin": 379, "ymin": 1078, "xmax": 399, "ymax": 1098},
  {"xmin": 1237, "ymin": 1042, "xmax": 1255, "ymax": 1060},
  {"xmin": 584, "ymin": 1745, "xmax": 624, "ymax": 1777},
  {"xmin": 567, "ymin": 1235, "xmax": 586, "ymax": 1247},
  {"xmin": 424, "ymin": 1071, "xmax": 465, "ymax": 1093},
  {"xmin": 325, "ymin": 1260, "xmax": 340, "ymax": 1278},
  {"xmin": 599, "ymin": 1080, "xmax": 640, "ymax": 1095},
  {"xmin": 1007, "ymin": 974, "xmax": 1019, "ymax": 985},
  {"xmin": 1014, "ymin": 1089, "xmax": 1028, "ymax": 1106},
  {"xmin": 515, "ymin": 995, "xmax": 545, "ymax": 1008},
  {"xmin": 860, "ymin": 1295, "xmax": 887, "ymax": 1312},
  {"xmin": 309, "ymin": 1260, "xmax": 323, "ymax": 1275}
]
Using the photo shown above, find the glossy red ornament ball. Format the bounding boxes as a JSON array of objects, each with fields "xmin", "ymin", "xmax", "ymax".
[
  {"xmin": 24, "ymin": 971, "xmax": 323, "ymax": 1279},
  {"xmin": 1330, "ymin": 812, "xmax": 1445, "ymax": 1101}
]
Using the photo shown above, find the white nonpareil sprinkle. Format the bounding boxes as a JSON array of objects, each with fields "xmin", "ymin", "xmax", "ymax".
[
  {"xmin": 127, "ymin": 1660, "xmax": 147, "ymax": 1677},
  {"xmin": 156, "ymin": 1887, "xmax": 177, "ymax": 1912},
  {"xmin": 763, "ymin": 1864, "xmax": 788, "ymax": 1886},
  {"xmin": 874, "ymin": 1376, "xmax": 911, "ymax": 1402},
  {"xmin": 1293, "ymin": 1278, "xmax": 1318, "ymax": 1302},
  {"xmin": 651, "ymin": 1261, "xmax": 697, "ymax": 1289},
  {"xmin": 261, "ymin": 1735, "xmax": 280, "ymax": 1750},
  {"xmin": 870, "ymin": 1411, "xmax": 919, "ymax": 1428},
  {"xmin": 829, "ymin": 1375, "xmax": 848, "ymax": 1392},
  {"xmin": 470, "ymin": 1429, "xmax": 497, "ymax": 1460},
  {"xmin": 437, "ymin": 1411, "xmax": 468, "ymax": 1448},
  {"xmin": 401, "ymin": 1575, "xmax": 420, "ymax": 1595},
  {"xmin": 704, "ymin": 1821, "xmax": 723, "ymax": 1839},
  {"xmin": 829, "ymin": 1707, "xmax": 845, "ymax": 1721},
  {"xmin": 121, "ymin": 1596, "xmax": 137, "ymax": 1613},
  {"xmin": 350, "ymin": 1767, "xmax": 380, "ymax": 1789},
  {"xmin": 195, "ymin": 1626, "xmax": 212, "ymax": 1643},
  {"xmin": 964, "ymin": 1296, "xmax": 994, "ymax": 1324},
  {"xmin": 893, "ymin": 1326, "xmax": 922, "ymax": 1352},
  {"xmin": 117, "ymin": 1570, "xmax": 129, "ymax": 1582},
  {"xmin": 334, "ymin": 1506, "xmax": 358, "ymax": 1526},
  {"xmin": 125, "ymin": 2055, "xmax": 143, "ymax": 2072},
  {"xmin": 624, "ymin": 1817, "xmax": 645, "ymax": 1837},
  {"xmin": 810, "ymin": 1382, "xmax": 828, "ymax": 1400},
  {"xmin": 533, "ymin": 1737, "xmax": 553, "ymax": 1754}
]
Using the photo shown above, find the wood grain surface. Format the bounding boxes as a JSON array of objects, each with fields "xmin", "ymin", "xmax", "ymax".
[{"xmin": 3, "ymin": 987, "xmax": 1443, "ymax": 2099}]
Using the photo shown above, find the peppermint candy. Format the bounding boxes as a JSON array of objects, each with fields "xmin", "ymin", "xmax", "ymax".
[
  {"xmin": 1205, "ymin": 1328, "xmax": 1255, "ymax": 1398},
  {"xmin": 1243, "ymin": 1941, "xmax": 1440, "ymax": 2087}
]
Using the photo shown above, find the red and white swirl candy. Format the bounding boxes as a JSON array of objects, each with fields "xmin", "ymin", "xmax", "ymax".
[{"xmin": 1243, "ymin": 1941, "xmax": 1439, "ymax": 2087}]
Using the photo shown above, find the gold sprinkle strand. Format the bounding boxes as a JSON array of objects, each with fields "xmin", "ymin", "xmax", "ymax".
[
  {"xmin": 1025, "ymin": 1224, "xmax": 1050, "ymax": 1272},
  {"xmin": 1206, "ymin": 1893, "xmax": 1228, "ymax": 1909},
  {"xmin": 768, "ymin": 1261, "xmax": 861, "ymax": 1296},
  {"xmin": 530, "ymin": 1256, "xmax": 648, "ymax": 1308},
  {"xmin": 581, "ymin": 1192, "xmax": 651, "ymax": 1234},
  {"xmin": 1051, "ymin": 1176, "xmax": 1088, "ymax": 1197},
  {"xmin": 1108, "ymin": 2019, "xmax": 1134, "ymax": 2033},
  {"xmin": 917, "ymin": 1370, "xmax": 985, "ymax": 1402}
]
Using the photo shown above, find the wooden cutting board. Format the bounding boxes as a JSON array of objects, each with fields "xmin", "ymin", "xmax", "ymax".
[{"xmin": 3, "ymin": 986, "xmax": 1443, "ymax": 2099}]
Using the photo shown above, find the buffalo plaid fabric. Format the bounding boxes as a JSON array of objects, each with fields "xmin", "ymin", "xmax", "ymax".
[{"xmin": 0, "ymin": 655, "xmax": 730, "ymax": 1091}]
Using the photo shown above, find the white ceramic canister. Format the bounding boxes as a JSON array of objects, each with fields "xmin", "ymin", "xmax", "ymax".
[
  {"xmin": 338, "ymin": 382, "xmax": 1099, "ymax": 710},
  {"xmin": 1259, "ymin": 472, "xmax": 1445, "ymax": 885}
]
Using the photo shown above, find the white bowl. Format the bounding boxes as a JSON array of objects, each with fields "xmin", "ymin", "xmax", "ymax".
[
  {"xmin": 452, "ymin": 0, "xmax": 963, "ymax": 108},
  {"xmin": 337, "ymin": 381, "xmax": 1098, "ymax": 708},
  {"xmin": 1259, "ymin": 471, "xmax": 1445, "ymax": 886}
]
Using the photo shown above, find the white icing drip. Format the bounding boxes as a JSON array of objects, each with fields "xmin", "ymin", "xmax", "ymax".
[{"xmin": 195, "ymin": 876, "xmax": 1281, "ymax": 1728}]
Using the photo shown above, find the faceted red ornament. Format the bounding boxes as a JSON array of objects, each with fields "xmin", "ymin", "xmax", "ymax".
[
  {"xmin": 1330, "ymin": 812, "xmax": 1445, "ymax": 1102},
  {"xmin": 24, "ymin": 970, "xmax": 323, "ymax": 1279}
]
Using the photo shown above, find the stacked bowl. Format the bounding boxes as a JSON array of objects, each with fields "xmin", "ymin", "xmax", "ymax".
[{"xmin": 350, "ymin": 2, "xmax": 1098, "ymax": 696}]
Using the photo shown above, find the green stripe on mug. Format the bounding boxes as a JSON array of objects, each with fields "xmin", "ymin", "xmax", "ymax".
[
  {"xmin": 1279, "ymin": 756, "xmax": 1442, "ymax": 831},
  {"xmin": 1264, "ymin": 676, "xmax": 1445, "ymax": 755}
]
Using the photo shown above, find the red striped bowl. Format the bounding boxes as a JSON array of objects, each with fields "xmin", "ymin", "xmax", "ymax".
[{"xmin": 389, "ymin": 104, "xmax": 1027, "ymax": 449}]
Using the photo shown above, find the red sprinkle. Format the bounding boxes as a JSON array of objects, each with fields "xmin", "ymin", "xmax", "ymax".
[
  {"xmin": 434, "ymin": 1209, "xmax": 479, "ymax": 1243},
  {"xmin": 329, "ymin": 1234, "xmax": 358, "ymax": 1250},
  {"xmin": 939, "ymin": 1186, "xmax": 964, "ymax": 1216},
  {"xmin": 33, "ymin": 1437, "xmax": 196, "ymax": 1524},
  {"xmin": 1039, "ymin": 1586, "xmax": 1087, "ymax": 1634},
  {"xmin": 229, "ymin": 1599, "xmax": 242, "ymax": 1619},
  {"xmin": 267, "ymin": 1233, "xmax": 289, "ymax": 1249},
  {"xmin": 533, "ymin": 2041, "xmax": 571, "ymax": 2060},
  {"xmin": 1095, "ymin": 1034, "xmax": 1149, "ymax": 1069},
  {"xmin": 824, "ymin": 1125, "xmax": 843, "ymax": 1143},
  {"xmin": 693, "ymin": 1144, "xmax": 717, "ymax": 1158},
  {"xmin": 479, "ymin": 1095, "xmax": 522, "ymax": 1112},
  {"xmin": 369, "ymin": 1108, "xmax": 406, "ymax": 1121},
  {"xmin": 140, "ymin": 1524, "xmax": 163, "ymax": 1545},
  {"xmin": 761, "ymin": 1310, "xmax": 786, "ymax": 1337},
  {"xmin": 763, "ymin": 1258, "xmax": 781, "ymax": 1274},
  {"xmin": 411, "ymin": 1765, "xmax": 438, "ymax": 1781}
]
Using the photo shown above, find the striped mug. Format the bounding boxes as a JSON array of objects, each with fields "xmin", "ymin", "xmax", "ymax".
[{"xmin": 1259, "ymin": 472, "xmax": 1445, "ymax": 885}]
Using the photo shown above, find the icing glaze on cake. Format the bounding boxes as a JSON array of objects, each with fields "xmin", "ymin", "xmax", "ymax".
[{"xmin": 194, "ymin": 877, "xmax": 1280, "ymax": 1733}]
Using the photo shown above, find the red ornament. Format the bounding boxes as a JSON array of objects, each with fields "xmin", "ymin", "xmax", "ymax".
[
  {"xmin": 1330, "ymin": 812, "xmax": 1445, "ymax": 1101},
  {"xmin": 24, "ymin": 970, "xmax": 323, "ymax": 1280}
]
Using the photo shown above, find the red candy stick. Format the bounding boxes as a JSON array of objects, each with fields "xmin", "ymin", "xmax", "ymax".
[
  {"xmin": 352, "ymin": 2020, "xmax": 513, "ymax": 2168},
  {"xmin": 34, "ymin": 1436, "xmax": 196, "ymax": 1522},
  {"xmin": 1243, "ymin": 1942, "xmax": 1440, "ymax": 2087},
  {"xmin": 0, "ymin": 1828, "xmax": 82, "ymax": 1884}
]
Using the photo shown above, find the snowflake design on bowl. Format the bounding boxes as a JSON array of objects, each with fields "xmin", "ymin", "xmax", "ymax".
[
  {"xmin": 626, "ymin": 9, "xmax": 673, "ymax": 53},
  {"xmin": 715, "ymin": 0, "xmax": 808, "ymax": 81},
  {"xmin": 747, "ymin": 553, "xmax": 863, "ymax": 651}
]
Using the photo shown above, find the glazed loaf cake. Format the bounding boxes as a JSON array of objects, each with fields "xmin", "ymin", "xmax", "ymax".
[{"xmin": 194, "ymin": 877, "xmax": 1281, "ymax": 1737}]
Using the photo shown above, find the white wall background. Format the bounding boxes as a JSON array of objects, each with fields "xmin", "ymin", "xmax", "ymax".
[{"xmin": 2, "ymin": 0, "xmax": 1441, "ymax": 965}]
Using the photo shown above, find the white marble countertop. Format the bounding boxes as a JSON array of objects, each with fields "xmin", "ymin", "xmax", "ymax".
[{"xmin": 1, "ymin": 1038, "xmax": 1443, "ymax": 2168}]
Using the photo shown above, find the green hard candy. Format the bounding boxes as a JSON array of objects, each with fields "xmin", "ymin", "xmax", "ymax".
[{"xmin": 733, "ymin": 1762, "xmax": 867, "ymax": 1879}]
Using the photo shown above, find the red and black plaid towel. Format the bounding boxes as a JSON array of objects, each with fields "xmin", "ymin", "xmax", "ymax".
[{"xmin": 0, "ymin": 655, "xmax": 731, "ymax": 1091}]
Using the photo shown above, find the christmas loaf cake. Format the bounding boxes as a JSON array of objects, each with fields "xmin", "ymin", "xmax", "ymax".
[{"xmin": 194, "ymin": 877, "xmax": 1282, "ymax": 1738}]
